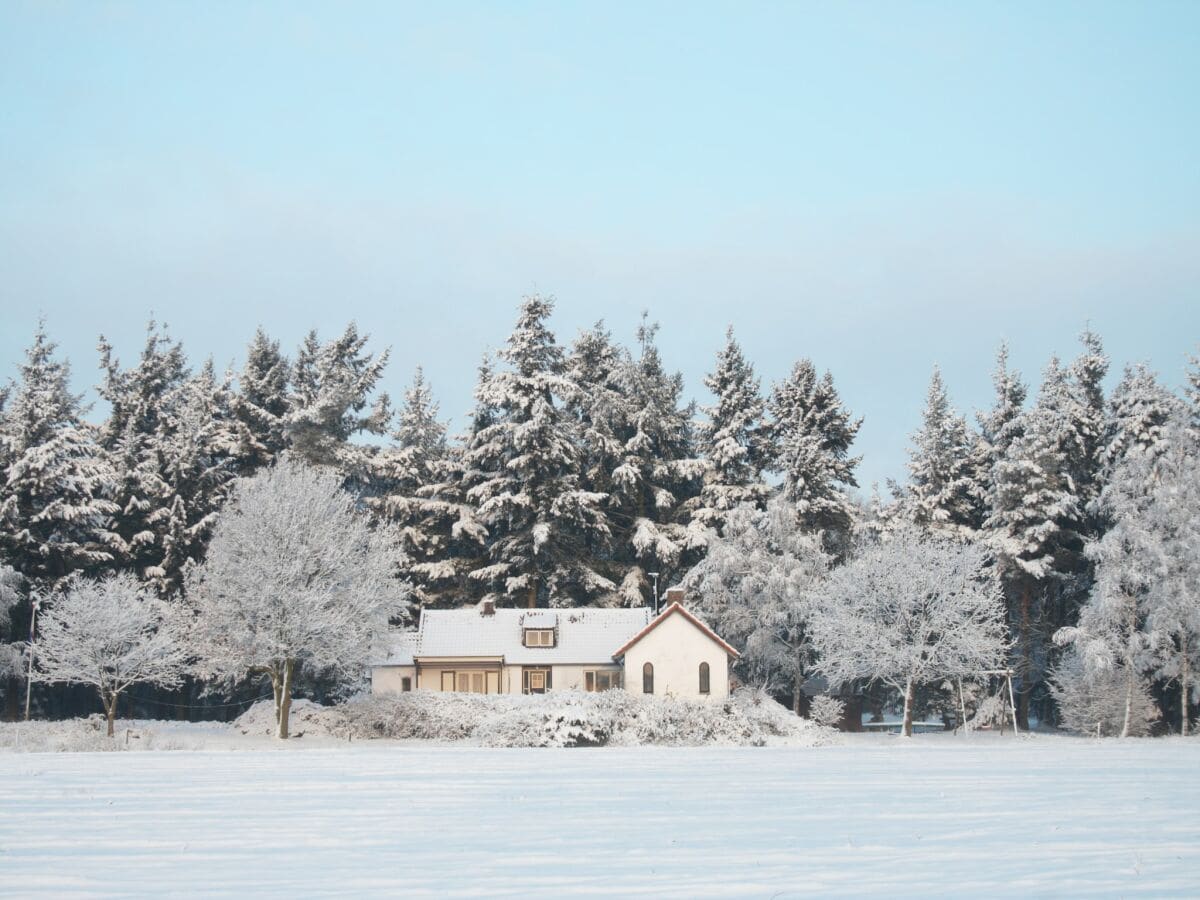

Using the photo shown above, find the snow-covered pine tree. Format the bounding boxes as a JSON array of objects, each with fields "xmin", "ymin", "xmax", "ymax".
[
  {"xmin": 984, "ymin": 357, "xmax": 1080, "ymax": 728},
  {"xmin": 892, "ymin": 367, "xmax": 981, "ymax": 538},
  {"xmin": 1142, "ymin": 435, "xmax": 1200, "ymax": 734},
  {"xmin": 286, "ymin": 324, "xmax": 391, "ymax": 477},
  {"xmin": 1100, "ymin": 363, "xmax": 1180, "ymax": 488},
  {"xmin": 0, "ymin": 323, "xmax": 117, "ymax": 588},
  {"xmin": 149, "ymin": 361, "xmax": 240, "ymax": 594},
  {"xmin": 563, "ymin": 322, "xmax": 628, "ymax": 595},
  {"xmin": 231, "ymin": 327, "xmax": 291, "ymax": 474},
  {"xmin": 370, "ymin": 368, "xmax": 483, "ymax": 608},
  {"xmin": 1057, "ymin": 378, "xmax": 1184, "ymax": 738},
  {"xmin": 1064, "ymin": 329, "xmax": 1110, "ymax": 535},
  {"xmin": 565, "ymin": 315, "xmax": 704, "ymax": 605},
  {"xmin": 694, "ymin": 326, "xmax": 770, "ymax": 536},
  {"xmin": 767, "ymin": 359, "xmax": 862, "ymax": 550},
  {"xmin": 463, "ymin": 296, "xmax": 612, "ymax": 608},
  {"xmin": 613, "ymin": 316, "xmax": 705, "ymax": 602},
  {"xmin": 0, "ymin": 566, "xmax": 20, "ymax": 680},
  {"xmin": 972, "ymin": 343, "xmax": 1027, "ymax": 516},
  {"xmin": 1185, "ymin": 349, "xmax": 1200, "ymax": 438},
  {"xmin": 96, "ymin": 319, "xmax": 189, "ymax": 581},
  {"xmin": 682, "ymin": 499, "xmax": 829, "ymax": 710}
]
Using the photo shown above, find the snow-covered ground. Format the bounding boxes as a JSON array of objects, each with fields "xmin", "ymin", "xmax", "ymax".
[{"xmin": 1, "ymin": 731, "xmax": 1197, "ymax": 897}]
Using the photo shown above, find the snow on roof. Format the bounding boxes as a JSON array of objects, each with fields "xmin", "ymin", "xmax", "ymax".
[
  {"xmin": 412, "ymin": 606, "xmax": 653, "ymax": 664},
  {"xmin": 376, "ymin": 631, "xmax": 419, "ymax": 666},
  {"xmin": 520, "ymin": 610, "xmax": 558, "ymax": 628}
]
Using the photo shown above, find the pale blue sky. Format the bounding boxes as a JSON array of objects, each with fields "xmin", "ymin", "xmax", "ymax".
[{"xmin": 2, "ymin": 1, "xmax": 1197, "ymax": 490}]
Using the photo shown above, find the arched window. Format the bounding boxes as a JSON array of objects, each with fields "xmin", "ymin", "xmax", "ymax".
[
  {"xmin": 642, "ymin": 662, "xmax": 654, "ymax": 694},
  {"xmin": 699, "ymin": 662, "xmax": 710, "ymax": 695}
]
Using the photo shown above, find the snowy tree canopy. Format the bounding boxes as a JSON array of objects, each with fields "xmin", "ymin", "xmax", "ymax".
[
  {"xmin": 32, "ymin": 571, "xmax": 188, "ymax": 735},
  {"xmin": 183, "ymin": 457, "xmax": 409, "ymax": 738},
  {"xmin": 811, "ymin": 527, "xmax": 1007, "ymax": 735},
  {"xmin": 682, "ymin": 500, "xmax": 829, "ymax": 707}
]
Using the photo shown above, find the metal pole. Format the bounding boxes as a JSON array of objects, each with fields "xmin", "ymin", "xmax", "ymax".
[
  {"xmin": 1006, "ymin": 670, "xmax": 1020, "ymax": 736},
  {"xmin": 24, "ymin": 595, "xmax": 40, "ymax": 722}
]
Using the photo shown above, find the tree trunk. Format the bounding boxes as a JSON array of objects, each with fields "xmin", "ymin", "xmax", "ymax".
[
  {"xmin": 1181, "ymin": 651, "xmax": 1190, "ymax": 738},
  {"xmin": 1120, "ymin": 659, "xmax": 1135, "ymax": 739},
  {"xmin": 901, "ymin": 676, "xmax": 915, "ymax": 738},
  {"xmin": 277, "ymin": 659, "xmax": 295, "ymax": 740},
  {"xmin": 104, "ymin": 692, "xmax": 117, "ymax": 738},
  {"xmin": 271, "ymin": 667, "xmax": 282, "ymax": 726},
  {"xmin": 527, "ymin": 573, "xmax": 538, "ymax": 610},
  {"xmin": 793, "ymin": 668, "xmax": 804, "ymax": 715},
  {"xmin": 1016, "ymin": 581, "xmax": 1032, "ymax": 731}
]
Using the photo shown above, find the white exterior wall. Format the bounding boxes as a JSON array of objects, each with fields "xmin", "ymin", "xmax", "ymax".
[
  {"xmin": 371, "ymin": 665, "xmax": 416, "ymax": 694},
  {"xmin": 373, "ymin": 662, "xmax": 625, "ymax": 695},
  {"xmin": 621, "ymin": 612, "xmax": 731, "ymax": 700}
]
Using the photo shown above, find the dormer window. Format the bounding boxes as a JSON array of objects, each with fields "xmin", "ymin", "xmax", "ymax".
[{"xmin": 524, "ymin": 628, "xmax": 555, "ymax": 648}]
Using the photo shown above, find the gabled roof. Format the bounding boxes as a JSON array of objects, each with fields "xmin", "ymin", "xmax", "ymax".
[
  {"xmin": 377, "ymin": 631, "xmax": 419, "ymax": 666},
  {"xmin": 388, "ymin": 606, "xmax": 653, "ymax": 665},
  {"xmin": 612, "ymin": 602, "xmax": 740, "ymax": 659}
]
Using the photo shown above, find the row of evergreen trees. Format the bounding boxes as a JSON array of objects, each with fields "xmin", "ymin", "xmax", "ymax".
[{"xmin": 1, "ymin": 295, "xmax": 1196, "ymax": 726}]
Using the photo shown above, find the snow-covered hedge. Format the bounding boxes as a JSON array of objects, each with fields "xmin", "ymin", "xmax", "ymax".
[
  {"xmin": 333, "ymin": 689, "xmax": 834, "ymax": 748},
  {"xmin": 0, "ymin": 716, "xmax": 186, "ymax": 753}
]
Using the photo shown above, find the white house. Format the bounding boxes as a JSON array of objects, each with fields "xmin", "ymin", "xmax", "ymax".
[{"xmin": 371, "ymin": 589, "xmax": 739, "ymax": 700}]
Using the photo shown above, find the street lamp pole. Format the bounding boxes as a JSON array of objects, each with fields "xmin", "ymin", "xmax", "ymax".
[{"xmin": 24, "ymin": 594, "xmax": 41, "ymax": 722}]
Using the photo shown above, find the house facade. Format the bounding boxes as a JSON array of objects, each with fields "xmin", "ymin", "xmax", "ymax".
[{"xmin": 371, "ymin": 590, "xmax": 739, "ymax": 700}]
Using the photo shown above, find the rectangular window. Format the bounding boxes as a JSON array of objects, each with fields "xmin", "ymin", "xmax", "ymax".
[
  {"xmin": 401, "ymin": 677, "xmax": 412, "ymax": 692},
  {"xmin": 442, "ymin": 671, "xmax": 492, "ymax": 693},
  {"xmin": 522, "ymin": 668, "xmax": 552, "ymax": 694},
  {"xmin": 585, "ymin": 670, "xmax": 621, "ymax": 692},
  {"xmin": 524, "ymin": 629, "xmax": 555, "ymax": 647}
]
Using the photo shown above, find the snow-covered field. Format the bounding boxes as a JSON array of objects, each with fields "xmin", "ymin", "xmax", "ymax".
[{"xmin": 1, "ymin": 732, "xmax": 1197, "ymax": 897}]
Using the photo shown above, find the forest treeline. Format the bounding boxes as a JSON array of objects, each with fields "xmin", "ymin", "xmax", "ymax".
[{"xmin": 1, "ymin": 295, "xmax": 1197, "ymax": 731}]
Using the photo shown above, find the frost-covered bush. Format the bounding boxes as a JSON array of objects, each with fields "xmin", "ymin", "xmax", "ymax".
[
  {"xmin": 235, "ymin": 698, "xmax": 347, "ymax": 738},
  {"xmin": 1050, "ymin": 650, "xmax": 1160, "ymax": 737},
  {"xmin": 336, "ymin": 692, "xmax": 508, "ymax": 742},
  {"xmin": 338, "ymin": 689, "xmax": 834, "ymax": 748},
  {"xmin": 0, "ymin": 717, "xmax": 186, "ymax": 753},
  {"xmin": 808, "ymin": 695, "xmax": 844, "ymax": 728}
]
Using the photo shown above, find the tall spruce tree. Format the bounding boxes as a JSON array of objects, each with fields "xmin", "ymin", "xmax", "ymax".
[
  {"xmin": 0, "ymin": 324, "xmax": 117, "ymax": 588},
  {"xmin": 463, "ymin": 296, "xmax": 612, "ymax": 608},
  {"xmin": 767, "ymin": 359, "xmax": 862, "ymax": 549},
  {"xmin": 893, "ymin": 367, "xmax": 980, "ymax": 537},
  {"xmin": 286, "ymin": 324, "xmax": 391, "ymax": 476},
  {"xmin": 370, "ymin": 368, "xmax": 483, "ymax": 608},
  {"xmin": 613, "ymin": 316, "xmax": 705, "ymax": 601},
  {"xmin": 232, "ymin": 327, "xmax": 291, "ymax": 474},
  {"xmin": 695, "ymin": 326, "xmax": 770, "ymax": 536},
  {"xmin": 1064, "ymin": 329, "xmax": 1110, "ymax": 533},
  {"xmin": 149, "ymin": 361, "xmax": 240, "ymax": 594},
  {"xmin": 565, "ymin": 315, "xmax": 704, "ymax": 605},
  {"xmin": 985, "ymin": 358, "xmax": 1081, "ymax": 727}
]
